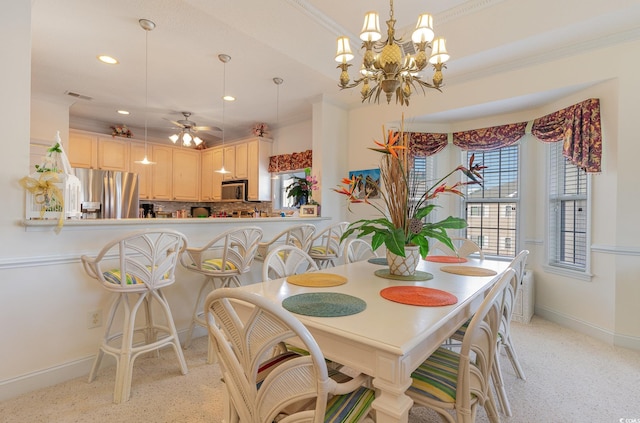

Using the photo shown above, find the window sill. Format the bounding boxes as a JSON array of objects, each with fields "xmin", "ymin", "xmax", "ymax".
[{"xmin": 542, "ymin": 264, "xmax": 592, "ymax": 282}]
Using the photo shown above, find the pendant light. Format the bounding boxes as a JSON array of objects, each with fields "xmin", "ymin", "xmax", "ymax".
[
  {"xmin": 271, "ymin": 77, "xmax": 283, "ymax": 180},
  {"xmin": 216, "ymin": 54, "xmax": 231, "ymax": 174},
  {"xmin": 134, "ymin": 18, "xmax": 156, "ymax": 165}
]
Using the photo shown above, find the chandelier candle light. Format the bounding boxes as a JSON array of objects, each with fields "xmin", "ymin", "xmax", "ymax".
[{"xmin": 335, "ymin": 0, "xmax": 450, "ymax": 105}]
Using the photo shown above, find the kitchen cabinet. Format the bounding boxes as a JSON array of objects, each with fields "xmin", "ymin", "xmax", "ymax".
[
  {"xmin": 172, "ymin": 148, "xmax": 200, "ymax": 201},
  {"xmin": 246, "ymin": 137, "xmax": 272, "ymax": 201},
  {"xmin": 235, "ymin": 142, "xmax": 248, "ymax": 179},
  {"xmin": 97, "ymin": 136, "xmax": 129, "ymax": 171},
  {"xmin": 200, "ymin": 148, "xmax": 214, "ymax": 201},
  {"xmin": 150, "ymin": 145, "xmax": 173, "ymax": 200},
  {"xmin": 211, "ymin": 148, "xmax": 224, "ymax": 200},
  {"xmin": 68, "ymin": 130, "xmax": 97, "ymax": 169},
  {"xmin": 129, "ymin": 142, "xmax": 151, "ymax": 199},
  {"xmin": 200, "ymin": 147, "xmax": 226, "ymax": 201},
  {"xmin": 222, "ymin": 145, "xmax": 236, "ymax": 181}
]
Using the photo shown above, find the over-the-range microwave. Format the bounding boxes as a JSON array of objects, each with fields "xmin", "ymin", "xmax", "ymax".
[{"xmin": 220, "ymin": 180, "xmax": 248, "ymax": 202}]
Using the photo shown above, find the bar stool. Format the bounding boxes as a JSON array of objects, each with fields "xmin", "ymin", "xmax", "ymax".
[
  {"xmin": 180, "ymin": 226, "xmax": 263, "ymax": 354},
  {"xmin": 81, "ymin": 229, "xmax": 188, "ymax": 403},
  {"xmin": 308, "ymin": 221, "xmax": 349, "ymax": 269},
  {"xmin": 254, "ymin": 223, "xmax": 316, "ymax": 262}
]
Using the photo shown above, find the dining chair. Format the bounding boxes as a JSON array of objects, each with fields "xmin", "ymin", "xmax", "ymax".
[
  {"xmin": 254, "ymin": 223, "xmax": 316, "ymax": 262},
  {"xmin": 407, "ymin": 268, "xmax": 514, "ymax": 423},
  {"xmin": 308, "ymin": 221, "xmax": 349, "ymax": 269},
  {"xmin": 344, "ymin": 238, "xmax": 379, "ymax": 264},
  {"xmin": 262, "ymin": 244, "xmax": 319, "ymax": 281},
  {"xmin": 179, "ymin": 226, "xmax": 263, "ymax": 354},
  {"xmin": 447, "ymin": 250, "xmax": 529, "ymax": 417},
  {"xmin": 205, "ymin": 288, "xmax": 375, "ymax": 423},
  {"xmin": 80, "ymin": 229, "xmax": 188, "ymax": 403},
  {"xmin": 431, "ymin": 237, "xmax": 485, "ymax": 260}
]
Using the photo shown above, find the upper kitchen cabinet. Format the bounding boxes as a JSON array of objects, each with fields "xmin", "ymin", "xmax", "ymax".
[
  {"xmin": 97, "ymin": 136, "xmax": 129, "ymax": 171},
  {"xmin": 201, "ymin": 146, "xmax": 225, "ymax": 201},
  {"xmin": 129, "ymin": 142, "xmax": 151, "ymax": 200},
  {"xmin": 172, "ymin": 148, "xmax": 200, "ymax": 201},
  {"xmin": 247, "ymin": 137, "xmax": 272, "ymax": 201},
  {"xmin": 68, "ymin": 130, "xmax": 97, "ymax": 169},
  {"xmin": 150, "ymin": 145, "xmax": 173, "ymax": 200}
]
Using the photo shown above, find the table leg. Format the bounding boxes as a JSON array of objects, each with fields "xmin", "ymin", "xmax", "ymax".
[{"xmin": 371, "ymin": 376, "xmax": 414, "ymax": 423}]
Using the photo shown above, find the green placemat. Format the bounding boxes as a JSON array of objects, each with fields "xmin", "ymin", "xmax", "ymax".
[
  {"xmin": 368, "ymin": 257, "xmax": 388, "ymax": 265},
  {"xmin": 282, "ymin": 292, "xmax": 366, "ymax": 317},
  {"xmin": 374, "ymin": 269, "xmax": 434, "ymax": 281}
]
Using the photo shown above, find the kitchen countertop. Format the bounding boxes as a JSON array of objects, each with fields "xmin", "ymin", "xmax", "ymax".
[{"xmin": 21, "ymin": 216, "xmax": 330, "ymax": 230}]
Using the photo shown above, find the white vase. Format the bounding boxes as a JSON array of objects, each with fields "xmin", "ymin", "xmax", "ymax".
[{"xmin": 386, "ymin": 245, "xmax": 420, "ymax": 276}]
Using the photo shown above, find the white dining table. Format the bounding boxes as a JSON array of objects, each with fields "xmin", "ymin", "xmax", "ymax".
[{"xmin": 233, "ymin": 257, "xmax": 510, "ymax": 423}]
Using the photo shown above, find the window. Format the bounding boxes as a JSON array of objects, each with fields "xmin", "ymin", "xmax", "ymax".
[
  {"xmin": 409, "ymin": 155, "xmax": 437, "ymax": 222},
  {"xmin": 548, "ymin": 142, "xmax": 589, "ymax": 271},
  {"xmin": 463, "ymin": 145, "xmax": 519, "ymax": 258},
  {"xmin": 272, "ymin": 170, "xmax": 305, "ymax": 209}
]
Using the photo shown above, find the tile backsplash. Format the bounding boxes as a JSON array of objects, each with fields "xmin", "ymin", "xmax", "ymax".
[{"xmin": 140, "ymin": 201, "xmax": 273, "ymax": 218}]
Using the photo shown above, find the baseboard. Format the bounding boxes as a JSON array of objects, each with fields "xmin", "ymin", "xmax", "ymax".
[
  {"xmin": 0, "ymin": 355, "xmax": 95, "ymax": 402},
  {"xmin": 0, "ymin": 327, "xmax": 209, "ymax": 402},
  {"xmin": 535, "ymin": 305, "xmax": 640, "ymax": 350}
]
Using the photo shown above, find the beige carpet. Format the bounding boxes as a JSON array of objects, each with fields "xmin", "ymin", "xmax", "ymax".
[{"xmin": 1, "ymin": 316, "xmax": 639, "ymax": 422}]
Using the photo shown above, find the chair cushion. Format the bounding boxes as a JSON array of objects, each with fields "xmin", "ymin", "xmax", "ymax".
[
  {"xmin": 409, "ymin": 346, "xmax": 478, "ymax": 403},
  {"xmin": 325, "ymin": 386, "xmax": 375, "ymax": 423},
  {"xmin": 201, "ymin": 258, "xmax": 238, "ymax": 271},
  {"xmin": 309, "ymin": 246, "xmax": 337, "ymax": 256},
  {"xmin": 103, "ymin": 269, "xmax": 144, "ymax": 285},
  {"xmin": 256, "ymin": 351, "xmax": 300, "ymax": 389}
]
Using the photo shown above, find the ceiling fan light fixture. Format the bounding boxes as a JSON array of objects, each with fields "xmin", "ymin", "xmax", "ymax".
[
  {"xmin": 194, "ymin": 136, "xmax": 203, "ymax": 146},
  {"xmin": 169, "ymin": 134, "xmax": 179, "ymax": 143}
]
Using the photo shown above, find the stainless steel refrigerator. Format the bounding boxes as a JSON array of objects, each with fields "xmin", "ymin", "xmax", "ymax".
[{"xmin": 75, "ymin": 168, "xmax": 139, "ymax": 218}]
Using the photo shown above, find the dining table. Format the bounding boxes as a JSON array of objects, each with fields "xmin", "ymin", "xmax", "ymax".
[{"xmin": 232, "ymin": 256, "xmax": 510, "ymax": 423}]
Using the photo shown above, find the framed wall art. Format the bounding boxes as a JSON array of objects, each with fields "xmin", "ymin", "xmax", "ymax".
[
  {"xmin": 348, "ymin": 168, "xmax": 381, "ymax": 199},
  {"xmin": 299, "ymin": 204, "xmax": 318, "ymax": 217}
]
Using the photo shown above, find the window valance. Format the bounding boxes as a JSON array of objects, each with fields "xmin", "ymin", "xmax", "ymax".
[
  {"xmin": 268, "ymin": 149, "xmax": 312, "ymax": 173},
  {"xmin": 413, "ymin": 98, "xmax": 601, "ymax": 173}
]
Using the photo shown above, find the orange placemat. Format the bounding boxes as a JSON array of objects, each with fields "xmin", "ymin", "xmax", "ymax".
[
  {"xmin": 286, "ymin": 273, "xmax": 347, "ymax": 287},
  {"xmin": 439, "ymin": 265, "xmax": 497, "ymax": 276},
  {"xmin": 425, "ymin": 256, "xmax": 468, "ymax": 263},
  {"xmin": 380, "ymin": 286, "xmax": 457, "ymax": 307}
]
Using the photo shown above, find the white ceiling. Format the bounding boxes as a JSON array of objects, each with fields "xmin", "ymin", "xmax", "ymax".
[{"xmin": 30, "ymin": 0, "xmax": 640, "ymax": 147}]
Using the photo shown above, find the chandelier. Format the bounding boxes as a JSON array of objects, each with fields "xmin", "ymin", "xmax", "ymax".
[{"xmin": 335, "ymin": 0, "xmax": 450, "ymax": 106}]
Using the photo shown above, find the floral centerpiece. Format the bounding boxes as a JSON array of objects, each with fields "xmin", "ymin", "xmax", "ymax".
[
  {"xmin": 286, "ymin": 167, "xmax": 319, "ymax": 207},
  {"xmin": 334, "ymin": 118, "xmax": 485, "ymax": 275},
  {"xmin": 252, "ymin": 122, "xmax": 269, "ymax": 137},
  {"xmin": 111, "ymin": 125, "xmax": 133, "ymax": 138}
]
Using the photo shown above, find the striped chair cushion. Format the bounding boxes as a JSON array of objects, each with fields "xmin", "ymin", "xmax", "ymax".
[
  {"xmin": 256, "ymin": 351, "xmax": 300, "ymax": 389},
  {"xmin": 201, "ymin": 258, "xmax": 238, "ymax": 272},
  {"xmin": 325, "ymin": 386, "xmax": 375, "ymax": 423},
  {"xmin": 103, "ymin": 269, "xmax": 143, "ymax": 285},
  {"xmin": 409, "ymin": 346, "xmax": 479, "ymax": 403}
]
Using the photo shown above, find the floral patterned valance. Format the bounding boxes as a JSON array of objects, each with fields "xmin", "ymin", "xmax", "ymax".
[
  {"xmin": 408, "ymin": 132, "xmax": 448, "ymax": 157},
  {"xmin": 268, "ymin": 149, "xmax": 312, "ymax": 173},
  {"xmin": 430, "ymin": 98, "xmax": 601, "ymax": 173},
  {"xmin": 453, "ymin": 122, "xmax": 528, "ymax": 151},
  {"xmin": 531, "ymin": 98, "xmax": 601, "ymax": 173}
]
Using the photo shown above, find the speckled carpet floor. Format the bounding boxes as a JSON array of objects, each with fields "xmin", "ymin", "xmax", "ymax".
[{"xmin": 1, "ymin": 316, "xmax": 639, "ymax": 422}]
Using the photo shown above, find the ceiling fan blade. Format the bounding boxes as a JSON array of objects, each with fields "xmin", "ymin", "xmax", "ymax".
[
  {"xmin": 163, "ymin": 117, "xmax": 186, "ymax": 128},
  {"xmin": 194, "ymin": 125, "xmax": 222, "ymax": 132}
]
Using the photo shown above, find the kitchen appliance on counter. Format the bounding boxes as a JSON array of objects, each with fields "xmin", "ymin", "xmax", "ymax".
[
  {"xmin": 191, "ymin": 206, "xmax": 211, "ymax": 218},
  {"xmin": 75, "ymin": 168, "xmax": 139, "ymax": 219},
  {"xmin": 221, "ymin": 180, "xmax": 247, "ymax": 202}
]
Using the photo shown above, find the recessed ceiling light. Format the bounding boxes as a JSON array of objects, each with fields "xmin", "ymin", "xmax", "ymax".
[
  {"xmin": 223, "ymin": 95, "xmax": 235, "ymax": 101},
  {"xmin": 97, "ymin": 55, "xmax": 119, "ymax": 65},
  {"xmin": 117, "ymin": 110, "xmax": 130, "ymax": 115}
]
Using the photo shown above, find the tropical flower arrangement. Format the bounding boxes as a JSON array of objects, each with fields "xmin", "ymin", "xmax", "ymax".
[
  {"xmin": 111, "ymin": 124, "xmax": 133, "ymax": 138},
  {"xmin": 334, "ymin": 118, "xmax": 485, "ymax": 259},
  {"xmin": 286, "ymin": 167, "xmax": 319, "ymax": 207},
  {"xmin": 252, "ymin": 122, "xmax": 269, "ymax": 137}
]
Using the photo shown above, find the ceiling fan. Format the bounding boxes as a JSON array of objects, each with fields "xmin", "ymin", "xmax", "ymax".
[{"xmin": 167, "ymin": 111, "xmax": 221, "ymax": 147}]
